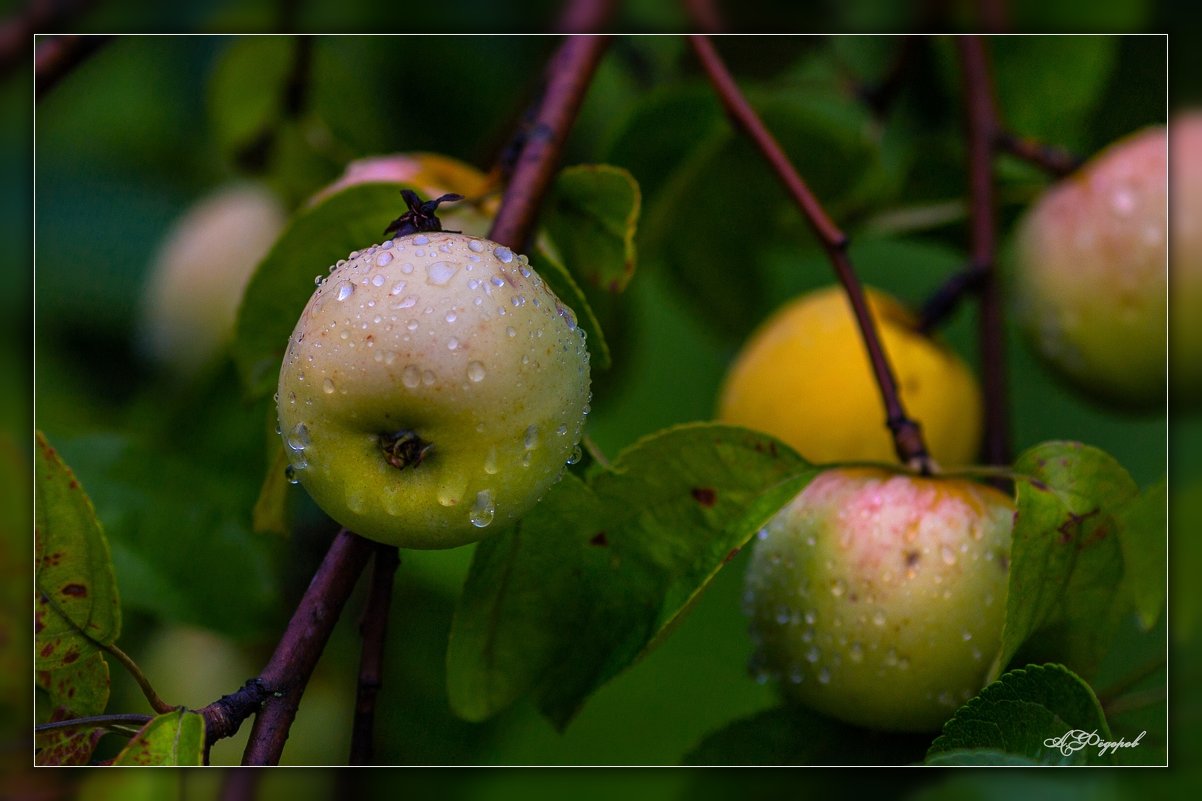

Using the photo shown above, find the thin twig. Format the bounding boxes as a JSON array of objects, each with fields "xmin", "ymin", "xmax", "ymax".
[
  {"xmin": 239, "ymin": 529, "xmax": 374, "ymax": 765},
  {"xmin": 35, "ymin": 34, "xmax": 112, "ymax": 100},
  {"xmin": 918, "ymin": 262, "xmax": 986, "ymax": 334},
  {"xmin": 487, "ymin": 35, "xmax": 610, "ymax": 252},
  {"xmin": 995, "ymin": 130, "xmax": 1084, "ymax": 178},
  {"xmin": 687, "ymin": 34, "xmax": 932, "ymax": 471},
  {"xmin": 103, "ymin": 641, "xmax": 174, "ymax": 714},
  {"xmin": 34, "ymin": 712, "xmax": 152, "ymax": 736},
  {"xmin": 957, "ymin": 36, "xmax": 1009, "ymax": 467},
  {"xmin": 553, "ymin": 0, "xmax": 619, "ymax": 33},
  {"xmin": 348, "ymin": 544, "xmax": 400, "ymax": 765}
]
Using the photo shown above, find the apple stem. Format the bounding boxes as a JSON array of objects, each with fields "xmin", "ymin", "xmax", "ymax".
[
  {"xmin": 688, "ymin": 34, "xmax": 933, "ymax": 473},
  {"xmin": 349, "ymin": 544, "xmax": 401, "ymax": 765},
  {"xmin": 487, "ymin": 34, "xmax": 612, "ymax": 252}
]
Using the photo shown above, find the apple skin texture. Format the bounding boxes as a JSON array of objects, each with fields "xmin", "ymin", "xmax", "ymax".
[
  {"xmin": 744, "ymin": 468, "xmax": 1013, "ymax": 732},
  {"xmin": 1012, "ymin": 126, "xmax": 1167, "ymax": 409},
  {"xmin": 277, "ymin": 231, "xmax": 590, "ymax": 549}
]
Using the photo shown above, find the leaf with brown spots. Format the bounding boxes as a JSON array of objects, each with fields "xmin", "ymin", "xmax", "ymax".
[
  {"xmin": 34, "ymin": 431, "xmax": 121, "ymax": 671},
  {"xmin": 990, "ymin": 442, "xmax": 1137, "ymax": 682},
  {"xmin": 37, "ymin": 650, "xmax": 110, "ymax": 717},
  {"xmin": 35, "ymin": 718, "xmax": 106, "ymax": 766},
  {"xmin": 448, "ymin": 423, "xmax": 816, "ymax": 728},
  {"xmin": 111, "ymin": 709, "xmax": 205, "ymax": 766}
]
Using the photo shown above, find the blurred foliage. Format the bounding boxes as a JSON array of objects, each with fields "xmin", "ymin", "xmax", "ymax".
[{"xmin": 18, "ymin": 18, "xmax": 1181, "ymax": 789}]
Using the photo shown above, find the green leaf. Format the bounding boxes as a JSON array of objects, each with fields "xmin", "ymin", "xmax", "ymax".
[
  {"xmin": 447, "ymin": 423, "xmax": 815, "ymax": 728},
  {"xmin": 990, "ymin": 37, "xmax": 1119, "ymax": 151},
  {"xmin": 1116, "ymin": 478, "xmax": 1166, "ymax": 630},
  {"xmin": 529, "ymin": 242, "xmax": 611, "ymax": 370},
  {"xmin": 683, "ymin": 704, "xmax": 929, "ymax": 766},
  {"xmin": 543, "ymin": 164, "xmax": 641, "ymax": 295},
  {"xmin": 112, "ymin": 709, "xmax": 206, "ymax": 766},
  {"xmin": 991, "ymin": 442, "xmax": 1138, "ymax": 680},
  {"xmin": 922, "ymin": 749, "xmax": 1041, "ymax": 766},
  {"xmin": 58, "ymin": 433, "xmax": 278, "ymax": 639},
  {"xmin": 253, "ymin": 444, "xmax": 292, "ymax": 536},
  {"xmin": 35, "ymin": 432, "xmax": 121, "ymax": 670},
  {"xmin": 207, "ymin": 37, "xmax": 295, "ymax": 159},
  {"xmin": 927, "ymin": 664, "xmax": 1112, "ymax": 766},
  {"xmin": 233, "ymin": 182, "xmax": 409, "ymax": 397}
]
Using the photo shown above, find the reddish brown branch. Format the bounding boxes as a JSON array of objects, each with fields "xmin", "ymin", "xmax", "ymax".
[
  {"xmin": 348, "ymin": 545, "xmax": 400, "ymax": 765},
  {"xmin": 221, "ymin": 529, "xmax": 373, "ymax": 766},
  {"xmin": 553, "ymin": 0, "xmax": 619, "ymax": 33},
  {"xmin": 0, "ymin": 0, "xmax": 97, "ymax": 77},
  {"xmin": 688, "ymin": 34, "xmax": 931, "ymax": 471},
  {"xmin": 957, "ymin": 36, "xmax": 1009, "ymax": 467},
  {"xmin": 34, "ymin": 33, "xmax": 111, "ymax": 99},
  {"xmin": 487, "ymin": 35, "xmax": 610, "ymax": 252}
]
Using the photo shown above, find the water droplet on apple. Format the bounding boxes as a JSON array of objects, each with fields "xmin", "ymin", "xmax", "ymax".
[
  {"xmin": 469, "ymin": 490, "xmax": 495, "ymax": 528},
  {"xmin": 322, "ymin": 378, "xmax": 336, "ymax": 394},
  {"xmin": 336, "ymin": 282, "xmax": 354, "ymax": 301},
  {"xmin": 524, "ymin": 425, "xmax": 539, "ymax": 450},
  {"xmin": 467, "ymin": 361, "xmax": 486, "ymax": 382},
  {"xmin": 402, "ymin": 366, "xmax": 420, "ymax": 389},
  {"xmin": 426, "ymin": 261, "xmax": 460, "ymax": 286},
  {"xmin": 494, "ymin": 246, "xmax": 514, "ymax": 263}
]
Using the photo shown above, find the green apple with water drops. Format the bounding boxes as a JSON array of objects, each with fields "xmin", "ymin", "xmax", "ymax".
[
  {"xmin": 277, "ymin": 230, "xmax": 591, "ymax": 549},
  {"xmin": 1012, "ymin": 125, "xmax": 1167, "ymax": 410},
  {"xmin": 743, "ymin": 467, "xmax": 1014, "ymax": 732}
]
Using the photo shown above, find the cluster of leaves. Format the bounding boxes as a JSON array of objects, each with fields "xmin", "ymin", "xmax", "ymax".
[{"xmin": 32, "ymin": 34, "xmax": 1167, "ymax": 767}]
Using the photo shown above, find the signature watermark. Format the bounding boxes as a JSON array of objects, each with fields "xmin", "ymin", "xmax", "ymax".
[{"xmin": 1043, "ymin": 729, "xmax": 1146, "ymax": 758}]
